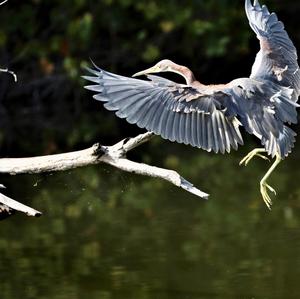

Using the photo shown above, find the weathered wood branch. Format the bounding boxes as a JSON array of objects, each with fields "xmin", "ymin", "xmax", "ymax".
[
  {"xmin": 0, "ymin": 133, "xmax": 209, "ymax": 204},
  {"xmin": 0, "ymin": 68, "xmax": 17, "ymax": 82},
  {"xmin": 0, "ymin": 184, "xmax": 41, "ymax": 219},
  {"xmin": 0, "ymin": 0, "xmax": 17, "ymax": 82},
  {"xmin": 0, "ymin": 191, "xmax": 41, "ymax": 219}
]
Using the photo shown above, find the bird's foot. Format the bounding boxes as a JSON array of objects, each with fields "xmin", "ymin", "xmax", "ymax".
[
  {"xmin": 239, "ymin": 148, "xmax": 270, "ymax": 166},
  {"xmin": 260, "ymin": 179, "xmax": 277, "ymax": 210}
]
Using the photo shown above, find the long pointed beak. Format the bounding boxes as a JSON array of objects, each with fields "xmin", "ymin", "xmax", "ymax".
[{"xmin": 132, "ymin": 66, "xmax": 160, "ymax": 77}]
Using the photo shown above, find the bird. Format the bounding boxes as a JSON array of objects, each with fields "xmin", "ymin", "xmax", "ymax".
[{"xmin": 83, "ymin": 0, "xmax": 300, "ymax": 209}]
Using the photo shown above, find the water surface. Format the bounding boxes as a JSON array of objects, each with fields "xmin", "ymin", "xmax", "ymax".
[{"xmin": 1, "ymin": 145, "xmax": 300, "ymax": 299}]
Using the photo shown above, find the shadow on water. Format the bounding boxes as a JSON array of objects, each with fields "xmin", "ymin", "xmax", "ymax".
[{"xmin": 1, "ymin": 143, "xmax": 300, "ymax": 299}]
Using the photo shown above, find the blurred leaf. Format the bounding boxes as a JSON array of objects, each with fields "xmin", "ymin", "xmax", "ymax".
[{"xmin": 142, "ymin": 44, "xmax": 160, "ymax": 62}]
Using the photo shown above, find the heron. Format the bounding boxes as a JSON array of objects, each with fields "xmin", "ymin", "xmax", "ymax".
[{"xmin": 83, "ymin": 0, "xmax": 299, "ymax": 209}]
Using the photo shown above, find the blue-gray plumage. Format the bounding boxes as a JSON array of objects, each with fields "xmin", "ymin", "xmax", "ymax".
[{"xmin": 83, "ymin": 0, "xmax": 299, "ymax": 209}]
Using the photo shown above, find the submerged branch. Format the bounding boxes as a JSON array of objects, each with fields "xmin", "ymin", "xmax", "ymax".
[{"xmin": 0, "ymin": 132, "xmax": 209, "ymax": 201}]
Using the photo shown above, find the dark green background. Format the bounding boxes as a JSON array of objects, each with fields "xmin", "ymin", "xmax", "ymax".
[{"xmin": 1, "ymin": 1, "xmax": 300, "ymax": 298}]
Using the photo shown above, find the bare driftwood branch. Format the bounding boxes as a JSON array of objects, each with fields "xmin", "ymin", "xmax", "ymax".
[
  {"xmin": 0, "ymin": 185, "xmax": 13, "ymax": 219},
  {"xmin": 0, "ymin": 184, "xmax": 42, "ymax": 218},
  {"xmin": 0, "ymin": 0, "xmax": 36, "ymax": 219},
  {"xmin": 0, "ymin": 132, "xmax": 209, "ymax": 200},
  {"xmin": 0, "ymin": 68, "xmax": 17, "ymax": 82},
  {"xmin": 0, "ymin": 192, "xmax": 42, "ymax": 218},
  {"xmin": 0, "ymin": 0, "xmax": 17, "ymax": 83}
]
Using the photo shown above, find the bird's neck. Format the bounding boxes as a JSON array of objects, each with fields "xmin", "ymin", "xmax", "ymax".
[{"xmin": 171, "ymin": 64, "xmax": 201, "ymax": 86}]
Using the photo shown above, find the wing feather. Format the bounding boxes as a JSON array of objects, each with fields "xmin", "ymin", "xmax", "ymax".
[
  {"xmin": 216, "ymin": 112, "xmax": 226, "ymax": 154},
  {"xmin": 166, "ymin": 111, "xmax": 176, "ymax": 142},
  {"xmin": 190, "ymin": 112, "xmax": 197, "ymax": 147},
  {"xmin": 211, "ymin": 113, "xmax": 219, "ymax": 153},
  {"xmin": 200, "ymin": 114, "xmax": 207, "ymax": 150},
  {"xmin": 165, "ymin": 109, "xmax": 174, "ymax": 141},
  {"xmin": 84, "ymin": 66, "xmax": 244, "ymax": 153},
  {"xmin": 172, "ymin": 112, "xmax": 182, "ymax": 144},
  {"xmin": 245, "ymin": 0, "xmax": 300, "ymax": 99},
  {"xmin": 206, "ymin": 116, "xmax": 213, "ymax": 152},
  {"xmin": 183, "ymin": 112, "xmax": 191, "ymax": 146}
]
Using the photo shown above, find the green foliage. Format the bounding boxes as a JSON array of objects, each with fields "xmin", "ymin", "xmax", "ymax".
[
  {"xmin": 0, "ymin": 0, "xmax": 254, "ymax": 79},
  {"xmin": 0, "ymin": 0, "xmax": 298, "ymax": 154}
]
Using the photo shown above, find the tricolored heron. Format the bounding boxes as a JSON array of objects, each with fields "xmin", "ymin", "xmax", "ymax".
[{"xmin": 83, "ymin": 0, "xmax": 299, "ymax": 209}]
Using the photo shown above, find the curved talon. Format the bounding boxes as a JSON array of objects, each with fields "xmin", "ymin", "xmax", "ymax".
[
  {"xmin": 239, "ymin": 153, "xmax": 254, "ymax": 166},
  {"xmin": 265, "ymin": 183, "xmax": 276, "ymax": 195},
  {"xmin": 258, "ymin": 155, "xmax": 281, "ymax": 209},
  {"xmin": 260, "ymin": 182, "xmax": 273, "ymax": 209},
  {"xmin": 260, "ymin": 180, "xmax": 277, "ymax": 210},
  {"xmin": 256, "ymin": 154, "xmax": 270, "ymax": 162},
  {"xmin": 239, "ymin": 148, "xmax": 269, "ymax": 166}
]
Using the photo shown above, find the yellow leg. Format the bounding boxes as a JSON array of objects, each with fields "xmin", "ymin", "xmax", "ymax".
[
  {"xmin": 260, "ymin": 154, "xmax": 282, "ymax": 210},
  {"xmin": 240, "ymin": 148, "xmax": 281, "ymax": 209},
  {"xmin": 239, "ymin": 148, "xmax": 270, "ymax": 166}
]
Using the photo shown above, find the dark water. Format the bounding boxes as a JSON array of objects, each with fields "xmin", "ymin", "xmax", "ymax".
[{"xmin": 1, "ymin": 144, "xmax": 300, "ymax": 299}]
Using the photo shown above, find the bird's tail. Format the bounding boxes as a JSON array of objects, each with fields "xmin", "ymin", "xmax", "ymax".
[{"xmin": 263, "ymin": 126, "xmax": 297, "ymax": 159}]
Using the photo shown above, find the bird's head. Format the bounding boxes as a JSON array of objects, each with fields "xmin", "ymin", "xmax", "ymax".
[{"xmin": 132, "ymin": 59, "xmax": 178, "ymax": 77}]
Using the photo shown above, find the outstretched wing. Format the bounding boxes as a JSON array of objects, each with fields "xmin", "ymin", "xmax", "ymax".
[
  {"xmin": 245, "ymin": 0, "xmax": 300, "ymax": 100},
  {"xmin": 83, "ymin": 66, "xmax": 243, "ymax": 154}
]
